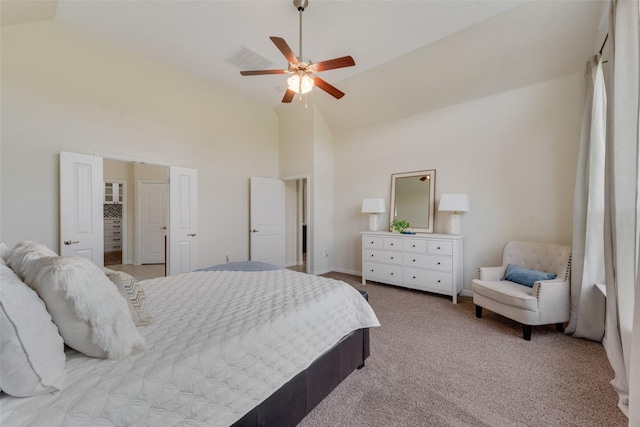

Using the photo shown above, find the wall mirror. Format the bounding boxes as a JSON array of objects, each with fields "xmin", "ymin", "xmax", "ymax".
[{"xmin": 390, "ymin": 169, "xmax": 436, "ymax": 233}]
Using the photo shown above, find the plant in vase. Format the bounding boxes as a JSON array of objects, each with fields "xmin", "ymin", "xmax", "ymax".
[{"xmin": 391, "ymin": 219, "xmax": 410, "ymax": 234}]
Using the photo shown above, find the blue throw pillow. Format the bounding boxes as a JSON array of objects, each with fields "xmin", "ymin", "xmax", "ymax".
[{"xmin": 504, "ymin": 264, "xmax": 557, "ymax": 288}]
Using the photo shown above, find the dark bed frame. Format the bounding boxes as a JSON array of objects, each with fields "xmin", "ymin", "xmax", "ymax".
[{"xmin": 232, "ymin": 327, "xmax": 370, "ymax": 427}]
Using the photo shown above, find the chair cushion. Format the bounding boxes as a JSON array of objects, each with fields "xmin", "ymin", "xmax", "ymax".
[
  {"xmin": 504, "ymin": 264, "xmax": 556, "ymax": 288},
  {"xmin": 472, "ymin": 279, "xmax": 539, "ymax": 312}
]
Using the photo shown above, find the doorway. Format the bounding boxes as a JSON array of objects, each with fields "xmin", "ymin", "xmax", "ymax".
[
  {"xmin": 283, "ymin": 177, "xmax": 308, "ymax": 274},
  {"xmin": 103, "ymin": 159, "xmax": 168, "ymax": 275}
]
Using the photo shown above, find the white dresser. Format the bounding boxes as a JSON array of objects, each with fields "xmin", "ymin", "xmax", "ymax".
[
  {"xmin": 361, "ymin": 231, "xmax": 464, "ymax": 303},
  {"xmin": 104, "ymin": 218, "xmax": 123, "ymax": 253}
]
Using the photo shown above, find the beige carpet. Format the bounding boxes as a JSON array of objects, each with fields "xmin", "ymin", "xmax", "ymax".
[{"xmin": 299, "ymin": 272, "xmax": 626, "ymax": 427}]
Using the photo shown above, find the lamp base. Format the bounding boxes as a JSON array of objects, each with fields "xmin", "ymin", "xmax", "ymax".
[
  {"xmin": 369, "ymin": 214, "xmax": 379, "ymax": 231},
  {"xmin": 449, "ymin": 213, "xmax": 461, "ymax": 235}
]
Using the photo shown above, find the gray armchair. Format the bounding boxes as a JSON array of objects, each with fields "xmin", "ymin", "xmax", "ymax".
[{"xmin": 472, "ymin": 241, "xmax": 572, "ymax": 340}]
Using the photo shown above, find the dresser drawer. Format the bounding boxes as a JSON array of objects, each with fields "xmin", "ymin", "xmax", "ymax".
[
  {"xmin": 404, "ymin": 268, "xmax": 452, "ymax": 293},
  {"xmin": 364, "ymin": 249, "xmax": 402, "ymax": 265},
  {"xmin": 104, "ymin": 229, "xmax": 123, "ymax": 238},
  {"xmin": 404, "ymin": 239, "xmax": 427, "ymax": 253},
  {"xmin": 104, "ymin": 242, "xmax": 122, "ymax": 252},
  {"xmin": 104, "ymin": 223, "xmax": 122, "ymax": 232},
  {"xmin": 363, "ymin": 262, "xmax": 402, "ymax": 283},
  {"xmin": 362, "ymin": 236, "xmax": 383, "ymax": 249},
  {"xmin": 383, "ymin": 237, "xmax": 403, "ymax": 250},
  {"xmin": 428, "ymin": 240, "xmax": 453, "ymax": 256},
  {"xmin": 404, "ymin": 254, "xmax": 452, "ymax": 272}
]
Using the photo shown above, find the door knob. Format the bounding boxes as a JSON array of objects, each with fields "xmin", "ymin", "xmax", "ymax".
[
  {"xmin": 63, "ymin": 240, "xmax": 79, "ymax": 245},
  {"xmin": 251, "ymin": 229, "xmax": 259, "ymax": 233},
  {"xmin": 161, "ymin": 226, "xmax": 167, "ymax": 230},
  {"xmin": 188, "ymin": 233, "xmax": 197, "ymax": 237}
]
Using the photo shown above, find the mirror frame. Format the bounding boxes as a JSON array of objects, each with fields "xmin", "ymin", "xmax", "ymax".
[{"xmin": 390, "ymin": 169, "xmax": 436, "ymax": 234}]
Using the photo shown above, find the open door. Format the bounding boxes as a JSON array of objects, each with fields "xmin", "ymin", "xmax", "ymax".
[
  {"xmin": 250, "ymin": 177, "xmax": 284, "ymax": 267},
  {"xmin": 139, "ymin": 181, "xmax": 167, "ymax": 264},
  {"xmin": 59, "ymin": 151, "xmax": 104, "ymax": 266},
  {"xmin": 167, "ymin": 167, "xmax": 197, "ymax": 275}
]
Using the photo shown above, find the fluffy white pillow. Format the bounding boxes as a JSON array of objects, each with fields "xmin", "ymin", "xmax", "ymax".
[
  {"xmin": 103, "ymin": 268, "xmax": 153, "ymax": 326},
  {"xmin": 25, "ymin": 256, "xmax": 145, "ymax": 359},
  {"xmin": 0, "ymin": 263, "xmax": 66, "ymax": 396},
  {"xmin": 6, "ymin": 241, "xmax": 57, "ymax": 280}
]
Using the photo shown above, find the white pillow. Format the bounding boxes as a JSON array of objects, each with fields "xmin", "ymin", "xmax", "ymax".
[
  {"xmin": 24, "ymin": 256, "xmax": 145, "ymax": 359},
  {"xmin": 0, "ymin": 242, "xmax": 9, "ymax": 264},
  {"xmin": 6, "ymin": 241, "xmax": 57, "ymax": 280},
  {"xmin": 0, "ymin": 263, "xmax": 66, "ymax": 396}
]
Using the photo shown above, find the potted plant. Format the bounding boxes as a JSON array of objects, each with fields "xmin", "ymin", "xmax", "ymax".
[{"xmin": 391, "ymin": 219, "xmax": 410, "ymax": 234}]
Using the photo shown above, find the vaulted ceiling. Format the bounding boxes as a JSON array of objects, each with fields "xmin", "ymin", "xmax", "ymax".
[{"xmin": 2, "ymin": 0, "xmax": 607, "ymax": 134}]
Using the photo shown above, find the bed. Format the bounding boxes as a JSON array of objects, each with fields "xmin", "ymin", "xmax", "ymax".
[{"xmin": 0, "ymin": 246, "xmax": 380, "ymax": 427}]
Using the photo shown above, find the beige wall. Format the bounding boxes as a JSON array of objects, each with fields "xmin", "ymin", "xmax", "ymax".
[
  {"xmin": 277, "ymin": 104, "xmax": 333, "ymax": 274},
  {"xmin": 1, "ymin": 20, "xmax": 279, "ymax": 267},
  {"xmin": 332, "ymin": 72, "xmax": 584, "ymax": 292}
]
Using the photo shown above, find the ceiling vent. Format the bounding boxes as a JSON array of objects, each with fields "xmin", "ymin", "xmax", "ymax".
[{"xmin": 227, "ymin": 46, "xmax": 274, "ymax": 71}]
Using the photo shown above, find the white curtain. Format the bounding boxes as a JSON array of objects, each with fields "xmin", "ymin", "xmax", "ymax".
[
  {"xmin": 602, "ymin": 0, "xmax": 639, "ymax": 419},
  {"xmin": 566, "ymin": 55, "xmax": 607, "ymax": 341}
]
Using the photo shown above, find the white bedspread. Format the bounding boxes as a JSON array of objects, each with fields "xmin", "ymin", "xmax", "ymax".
[{"xmin": 1, "ymin": 270, "xmax": 380, "ymax": 426}]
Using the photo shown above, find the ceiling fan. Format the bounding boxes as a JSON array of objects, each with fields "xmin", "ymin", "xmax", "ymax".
[{"xmin": 240, "ymin": 0, "xmax": 355, "ymax": 103}]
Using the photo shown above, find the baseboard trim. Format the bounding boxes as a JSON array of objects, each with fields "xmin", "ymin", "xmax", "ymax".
[{"xmin": 460, "ymin": 289, "xmax": 473, "ymax": 297}]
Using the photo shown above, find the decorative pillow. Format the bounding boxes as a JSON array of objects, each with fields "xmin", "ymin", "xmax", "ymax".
[
  {"xmin": 0, "ymin": 262, "xmax": 66, "ymax": 396},
  {"xmin": 504, "ymin": 263, "xmax": 557, "ymax": 288},
  {"xmin": 24, "ymin": 256, "xmax": 145, "ymax": 359},
  {"xmin": 103, "ymin": 268, "xmax": 153, "ymax": 326},
  {"xmin": 6, "ymin": 241, "xmax": 57, "ymax": 280}
]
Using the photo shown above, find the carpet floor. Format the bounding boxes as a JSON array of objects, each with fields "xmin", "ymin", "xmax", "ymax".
[{"xmin": 299, "ymin": 272, "xmax": 627, "ymax": 427}]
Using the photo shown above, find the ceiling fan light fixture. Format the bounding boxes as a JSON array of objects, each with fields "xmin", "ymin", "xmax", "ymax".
[{"xmin": 287, "ymin": 73, "xmax": 314, "ymax": 94}]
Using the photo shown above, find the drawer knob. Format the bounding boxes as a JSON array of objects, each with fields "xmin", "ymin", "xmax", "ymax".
[
  {"xmin": 437, "ymin": 246, "xmax": 441, "ymax": 250},
  {"xmin": 412, "ymin": 259, "xmax": 416, "ymax": 262},
  {"xmin": 437, "ymin": 280, "xmax": 441, "ymax": 283},
  {"xmin": 437, "ymin": 262, "xmax": 441, "ymax": 265},
  {"xmin": 412, "ymin": 276, "xmax": 416, "ymax": 279},
  {"xmin": 412, "ymin": 244, "xmax": 416, "ymax": 247},
  {"xmin": 390, "ymin": 243, "xmax": 394, "ymax": 246},
  {"xmin": 390, "ymin": 256, "xmax": 394, "ymax": 260},
  {"xmin": 390, "ymin": 272, "xmax": 394, "ymax": 276},
  {"xmin": 371, "ymin": 254, "xmax": 374, "ymax": 257},
  {"xmin": 370, "ymin": 241, "xmax": 374, "ymax": 244}
]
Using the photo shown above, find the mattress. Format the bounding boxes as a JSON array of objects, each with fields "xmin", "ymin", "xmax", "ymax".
[{"xmin": 0, "ymin": 270, "xmax": 380, "ymax": 427}]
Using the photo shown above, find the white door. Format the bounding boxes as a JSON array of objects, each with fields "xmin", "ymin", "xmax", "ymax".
[
  {"xmin": 167, "ymin": 167, "xmax": 197, "ymax": 275},
  {"xmin": 140, "ymin": 182, "xmax": 167, "ymax": 264},
  {"xmin": 250, "ymin": 177, "xmax": 284, "ymax": 267},
  {"xmin": 59, "ymin": 151, "xmax": 104, "ymax": 266}
]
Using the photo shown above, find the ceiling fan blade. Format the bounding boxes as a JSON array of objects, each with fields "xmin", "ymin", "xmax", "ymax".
[
  {"xmin": 313, "ymin": 77, "xmax": 345, "ymax": 99},
  {"xmin": 282, "ymin": 89, "xmax": 295, "ymax": 103},
  {"xmin": 240, "ymin": 69, "xmax": 287, "ymax": 76},
  {"xmin": 312, "ymin": 56, "xmax": 355, "ymax": 72},
  {"xmin": 270, "ymin": 37, "xmax": 298, "ymax": 65}
]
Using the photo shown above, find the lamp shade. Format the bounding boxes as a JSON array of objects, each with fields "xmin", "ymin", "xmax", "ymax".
[
  {"xmin": 361, "ymin": 198, "xmax": 386, "ymax": 213},
  {"xmin": 438, "ymin": 194, "xmax": 470, "ymax": 212}
]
